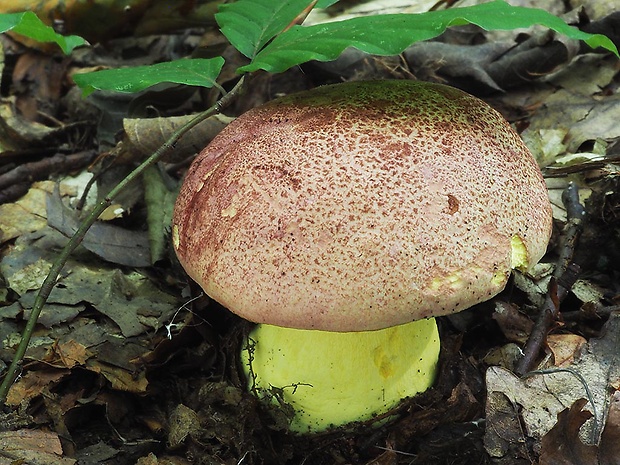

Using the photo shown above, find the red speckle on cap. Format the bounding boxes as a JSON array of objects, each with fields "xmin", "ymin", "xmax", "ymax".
[{"xmin": 173, "ymin": 80, "xmax": 552, "ymax": 331}]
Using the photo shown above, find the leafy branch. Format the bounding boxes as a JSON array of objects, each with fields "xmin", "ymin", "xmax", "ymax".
[{"xmin": 72, "ymin": 0, "xmax": 618, "ymax": 94}]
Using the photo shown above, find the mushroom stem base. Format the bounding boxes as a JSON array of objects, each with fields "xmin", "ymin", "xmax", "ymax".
[{"xmin": 241, "ymin": 318, "xmax": 440, "ymax": 434}]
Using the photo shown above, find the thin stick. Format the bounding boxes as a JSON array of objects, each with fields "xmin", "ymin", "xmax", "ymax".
[
  {"xmin": 0, "ymin": 75, "xmax": 247, "ymax": 403},
  {"xmin": 515, "ymin": 182, "xmax": 585, "ymax": 376}
]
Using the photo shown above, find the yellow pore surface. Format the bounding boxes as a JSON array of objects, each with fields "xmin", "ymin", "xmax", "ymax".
[
  {"xmin": 241, "ymin": 317, "xmax": 440, "ymax": 433},
  {"xmin": 510, "ymin": 234, "xmax": 529, "ymax": 270}
]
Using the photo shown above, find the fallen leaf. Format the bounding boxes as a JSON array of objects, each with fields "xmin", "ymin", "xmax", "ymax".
[
  {"xmin": 482, "ymin": 343, "xmax": 524, "ymax": 372},
  {"xmin": 493, "ymin": 301, "xmax": 534, "ymax": 344},
  {"xmin": 46, "ymin": 186, "xmax": 151, "ymax": 267},
  {"xmin": 136, "ymin": 452, "xmax": 193, "ymax": 465},
  {"xmin": 484, "ymin": 365, "xmax": 598, "ymax": 458},
  {"xmin": 484, "ymin": 387, "xmax": 531, "ymax": 460},
  {"xmin": 2, "ymin": 230, "xmax": 179, "ymax": 337},
  {"xmin": 12, "ymin": 52, "xmax": 69, "ymax": 122},
  {"xmin": 570, "ymin": 279, "xmax": 606, "ymax": 306},
  {"xmin": 44, "ymin": 339, "xmax": 92, "ymax": 369},
  {"xmin": 6, "ymin": 369, "xmax": 70, "ymax": 407},
  {"xmin": 547, "ymin": 333, "xmax": 587, "ymax": 367},
  {"xmin": 143, "ymin": 165, "xmax": 177, "ymax": 263},
  {"xmin": 485, "ymin": 313, "xmax": 620, "ymax": 460},
  {"xmin": 86, "ymin": 359, "xmax": 149, "ymax": 393},
  {"xmin": 521, "ymin": 128, "xmax": 569, "ymax": 168},
  {"xmin": 599, "ymin": 390, "xmax": 620, "ymax": 465},
  {"xmin": 0, "ymin": 176, "xmax": 94, "ymax": 244},
  {"xmin": 75, "ymin": 441, "xmax": 119, "ymax": 464},
  {"xmin": 0, "ymin": 184, "xmax": 51, "ymax": 243},
  {"xmin": 525, "ymin": 90, "xmax": 620, "ymax": 153},
  {"xmin": 549, "ymin": 54, "xmax": 618, "ymax": 97},
  {"xmin": 0, "ymin": 429, "xmax": 75, "ymax": 464},
  {"xmin": 167, "ymin": 404, "xmax": 201, "ymax": 448},
  {"xmin": 123, "ymin": 113, "xmax": 233, "ymax": 162},
  {"xmin": 539, "ymin": 398, "xmax": 598, "ymax": 465},
  {"xmin": 0, "ymin": 97, "xmax": 66, "ymax": 157}
]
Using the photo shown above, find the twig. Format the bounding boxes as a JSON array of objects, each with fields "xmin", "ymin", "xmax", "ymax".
[
  {"xmin": 515, "ymin": 264, "xmax": 580, "ymax": 376},
  {"xmin": 0, "ymin": 151, "xmax": 97, "ymax": 204},
  {"xmin": 557, "ymin": 182, "xmax": 586, "ymax": 272},
  {"xmin": 562, "ymin": 304, "xmax": 620, "ymax": 322},
  {"xmin": 523, "ymin": 367, "xmax": 599, "ymax": 441},
  {"xmin": 515, "ymin": 182, "xmax": 585, "ymax": 376},
  {"xmin": 0, "ymin": 75, "xmax": 247, "ymax": 404}
]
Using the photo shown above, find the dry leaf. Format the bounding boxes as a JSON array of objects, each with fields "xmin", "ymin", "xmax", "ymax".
[
  {"xmin": 46, "ymin": 186, "xmax": 151, "ymax": 267},
  {"xmin": 167, "ymin": 404, "xmax": 200, "ymax": 448},
  {"xmin": 86, "ymin": 359, "xmax": 149, "ymax": 393},
  {"xmin": 0, "ymin": 429, "xmax": 74, "ymax": 464},
  {"xmin": 123, "ymin": 114, "xmax": 233, "ymax": 163},
  {"xmin": 539, "ymin": 398, "xmax": 598, "ymax": 465},
  {"xmin": 599, "ymin": 390, "xmax": 620, "ymax": 465},
  {"xmin": 485, "ymin": 313, "xmax": 620, "ymax": 459},
  {"xmin": 6, "ymin": 369, "xmax": 70, "ymax": 407},
  {"xmin": 44, "ymin": 339, "xmax": 92, "ymax": 369},
  {"xmin": 493, "ymin": 301, "xmax": 534, "ymax": 344},
  {"xmin": 547, "ymin": 333, "xmax": 587, "ymax": 367}
]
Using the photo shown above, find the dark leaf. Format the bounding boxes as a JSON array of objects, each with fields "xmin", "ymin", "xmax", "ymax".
[
  {"xmin": 539, "ymin": 398, "xmax": 598, "ymax": 465},
  {"xmin": 599, "ymin": 390, "xmax": 620, "ymax": 465},
  {"xmin": 46, "ymin": 186, "xmax": 151, "ymax": 267}
]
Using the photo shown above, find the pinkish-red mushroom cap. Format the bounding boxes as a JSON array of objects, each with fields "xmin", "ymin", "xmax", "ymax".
[{"xmin": 172, "ymin": 80, "xmax": 552, "ymax": 332}]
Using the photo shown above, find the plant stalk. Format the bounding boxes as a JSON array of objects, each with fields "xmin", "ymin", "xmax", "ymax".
[{"xmin": 0, "ymin": 75, "xmax": 247, "ymax": 404}]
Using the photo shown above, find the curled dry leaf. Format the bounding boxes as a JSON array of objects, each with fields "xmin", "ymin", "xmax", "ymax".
[
  {"xmin": 539, "ymin": 398, "xmax": 597, "ymax": 465},
  {"xmin": 122, "ymin": 113, "xmax": 234, "ymax": 163},
  {"xmin": 547, "ymin": 333, "xmax": 588, "ymax": 367}
]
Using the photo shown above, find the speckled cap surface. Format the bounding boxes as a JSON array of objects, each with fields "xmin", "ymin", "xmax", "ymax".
[{"xmin": 173, "ymin": 80, "xmax": 552, "ymax": 331}]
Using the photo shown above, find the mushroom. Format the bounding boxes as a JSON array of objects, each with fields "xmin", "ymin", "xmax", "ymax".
[{"xmin": 172, "ymin": 80, "xmax": 553, "ymax": 433}]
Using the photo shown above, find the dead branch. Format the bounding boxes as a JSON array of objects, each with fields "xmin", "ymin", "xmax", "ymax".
[
  {"xmin": 515, "ymin": 183, "xmax": 585, "ymax": 376},
  {"xmin": 0, "ymin": 151, "xmax": 97, "ymax": 204}
]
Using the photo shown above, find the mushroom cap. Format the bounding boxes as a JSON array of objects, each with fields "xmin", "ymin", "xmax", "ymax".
[{"xmin": 173, "ymin": 80, "xmax": 552, "ymax": 332}]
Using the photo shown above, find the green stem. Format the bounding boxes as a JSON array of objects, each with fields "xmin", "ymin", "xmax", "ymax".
[{"xmin": 0, "ymin": 75, "xmax": 247, "ymax": 403}]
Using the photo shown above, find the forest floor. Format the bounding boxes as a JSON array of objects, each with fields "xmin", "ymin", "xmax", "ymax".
[{"xmin": 1, "ymin": 1, "xmax": 620, "ymax": 464}]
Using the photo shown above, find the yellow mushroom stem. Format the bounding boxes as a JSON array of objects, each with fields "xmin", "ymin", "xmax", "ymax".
[{"xmin": 241, "ymin": 318, "xmax": 440, "ymax": 434}]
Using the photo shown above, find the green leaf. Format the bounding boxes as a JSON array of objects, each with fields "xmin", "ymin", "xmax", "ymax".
[
  {"xmin": 241, "ymin": 0, "xmax": 619, "ymax": 74},
  {"xmin": 315, "ymin": 0, "xmax": 339, "ymax": 7},
  {"xmin": 216, "ymin": 0, "xmax": 320, "ymax": 59},
  {"xmin": 72, "ymin": 58, "xmax": 225, "ymax": 97},
  {"xmin": 0, "ymin": 12, "xmax": 86, "ymax": 54}
]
